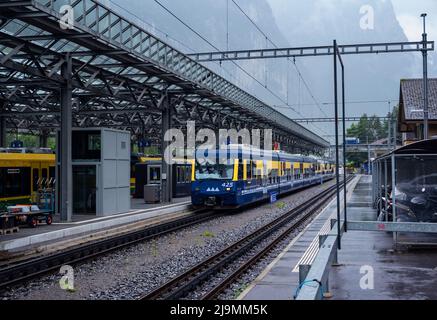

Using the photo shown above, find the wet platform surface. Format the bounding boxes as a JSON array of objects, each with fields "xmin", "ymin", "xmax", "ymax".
[
  {"xmin": 330, "ymin": 176, "xmax": 437, "ymax": 300},
  {"xmin": 0, "ymin": 197, "xmax": 191, "ymax": 252},
  {"xmin": 241, "ymin": 175, "xmax": 437, "ymax": 300}
]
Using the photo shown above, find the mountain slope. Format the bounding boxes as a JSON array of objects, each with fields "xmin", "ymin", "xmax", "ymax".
[{"xmin": 108, "ymin": 0, "xmax": 418, "ymax": 138}]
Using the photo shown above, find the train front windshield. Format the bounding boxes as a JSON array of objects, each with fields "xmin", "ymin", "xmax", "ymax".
[{"xmin": 195, "ymin": 162, "xmax": 234, "ymax": 180}]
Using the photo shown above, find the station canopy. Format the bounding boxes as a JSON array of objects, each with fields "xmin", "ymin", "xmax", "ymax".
[{"xmin": 0, "ymin": 0, "xmax": 329, "ymax": 153}]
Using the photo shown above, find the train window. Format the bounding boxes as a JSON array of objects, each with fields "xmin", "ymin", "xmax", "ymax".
[
  {"xmin": 49, "ymin": 167, "xmax": 55, "ymax": 179},
  {"xmin": 181, "ymin": 167, "xmax": 187, "ymax": 182},
  {"xmin": 186, "ymin": 166, "xmax": 192, "ymax": 183},
  {"xmin": 177, "ymin": 166, "xmax": 190, "ymax": 183},
  {"xmin": 42, "ymin": 168, "xmax": 48, "ymax": 187},
  {"xmin": 238, "ymin": 160, "xmax": 244, "ymax": 180},
  {"xmin": 148, "ymin": 166, "xmax": 161, "ymax": 184},
  {"xmin": 294, "ymin": 169, "xmax": 300, "ymax": 180},
  {"xmin": 0, "ymin": 167, "xmax": 31, "ymax": 198},
  {"xmin": 33, "ymin": 168, "xmax": 39, "ymax": 192},
  {"xmin": 246, "ymin": 161, "xmax": 253, "ymax": 180},
  {"xmin": 252, "ymin": 162, "xmax": 258, "ymax": 179},
  {"xmin": 176, "ymin": 167, "xmax": 182, "ymax": 183},
  {"xmin": 269, "ymin": 169, "xmax": 278, "ymax": 184}
]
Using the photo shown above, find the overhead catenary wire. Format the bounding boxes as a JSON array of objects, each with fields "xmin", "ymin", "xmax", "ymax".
[
  {"xmin": 230, "ymin": 0, "xmax": 328, "ymax": 118},
  {"xmin": 153, "ymin": 0, "xmax": 303, "ymax": 117},
  {"xmin": 273, "ymin": 99, "xmax": 399, "ymax": 108},
  {"xmin": 229, "ymin": 0, "xmax": 329, "ymax": 135},
  {"xmin": 105, "ymin": 0, "xmax": 263, "ymax": 103},
  {"xmin": 109, "ymin": 0, "xmax": 330, "ymax": 136}
]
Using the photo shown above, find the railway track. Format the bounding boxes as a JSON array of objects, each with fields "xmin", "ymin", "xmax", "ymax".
[
  {"xmin": 0, "ymin": 209, "xmax": 219, "ymax": 291},
  {"xmin": 141, "ymin": 177, "xmax": 352, "ymax": 300},
  {"xmin": 0, "ymin": 178, "xmax": 346, "ymax": 294}
]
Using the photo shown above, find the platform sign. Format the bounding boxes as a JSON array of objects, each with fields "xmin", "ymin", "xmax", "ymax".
[
  {"xmin": 10, "ymin": 140, "xmax": 23, "ymax": 148},
  {"xmin": 270, "ymin": 192, "xmax": 278, "ymax": 204},
  {"xmin": 138, "ymin": 139, "xmax": 151, "ymax": 148}
]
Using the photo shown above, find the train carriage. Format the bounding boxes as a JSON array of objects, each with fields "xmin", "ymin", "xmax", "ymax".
[
  {"xmin": 132, "ymin": 155, "xmax": 193, "ymax": 199},
  {"xmin": 0, "ymin": 149, "xmax": 56, "ymax": 207},
  {"xmin": 191, "ymin": 145, "xmax": 335, "ymax": 209}
]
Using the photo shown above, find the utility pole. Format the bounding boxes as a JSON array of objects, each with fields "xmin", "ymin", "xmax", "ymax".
[
  {"xmin": 388, "ymin": 101, "xmax": 392, "ymax": 149},
  {"xmin": 367, "ymin": 135, "xmax": 371, "ymax": 175},
  {"xmin": 421, "ymin": 13, "xmax": 429, "ymax": 140}
]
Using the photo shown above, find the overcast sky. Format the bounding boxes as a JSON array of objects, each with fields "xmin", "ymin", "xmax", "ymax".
[{"xmin": 392, "ymin": 0, "xmax": 437, "ymax": 41}]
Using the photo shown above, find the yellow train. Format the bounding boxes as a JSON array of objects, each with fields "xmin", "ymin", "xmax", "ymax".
[
  {"xmin": 131, "ymin": 154, "xmax": 194, "ymax": 198},
  {"xmin": 0, "ymin": 149, "xmax": 56, "ymax": 206},
  {"xmin": 191, "ymin": 146, "xmax": 335, "ymax": 209}
]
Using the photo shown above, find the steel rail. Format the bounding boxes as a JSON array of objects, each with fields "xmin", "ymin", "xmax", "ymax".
[
  {"xmin": 0, "ymin": 210, "xmax": 218, "ymax": 291},
  {"xmin": 202, "ymin": 176, "xmax": 353, "ymax": 300},
  {"xmin": 141, "ymin": 178, "xmax": 350, "ymax": 300}
]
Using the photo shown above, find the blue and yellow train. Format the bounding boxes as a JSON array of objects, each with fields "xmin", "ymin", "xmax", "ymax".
[{"xmin": 191, "ymin": 145, "xmax": 335, "ymax": 209}]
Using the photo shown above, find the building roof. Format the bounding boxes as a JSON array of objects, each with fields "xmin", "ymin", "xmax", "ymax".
[
  {"xmin": 400, "ymin": 78, "xmax": 437, "ymax": 120},
  {"xmin": 375, "ymin": 139, "xmax": 437, "ymax": 161}
]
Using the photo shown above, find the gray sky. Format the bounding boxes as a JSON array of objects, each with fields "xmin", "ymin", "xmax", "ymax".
[{"xmin": 391, "ymin": 0, "xmax": 437, "ymax": 41}]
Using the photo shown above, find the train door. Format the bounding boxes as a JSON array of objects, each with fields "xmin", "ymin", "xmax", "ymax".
[{"xmin": 173, "ymin": 164, "xmax": 192, "ymax": 198}]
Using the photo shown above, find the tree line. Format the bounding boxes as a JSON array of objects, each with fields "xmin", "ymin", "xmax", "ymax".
[{"xmin": 345, "ymin": 107, "xmax": 398, "ymax": 168}]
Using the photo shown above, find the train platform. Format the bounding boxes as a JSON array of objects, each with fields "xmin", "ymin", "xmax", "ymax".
[
  {"xmin": 0, "ymin": 197, "xmax": 191, "ymax": 256},
  {"xmin": 239, "ymin": 175, "xmax": 437, "ymax": 300}
]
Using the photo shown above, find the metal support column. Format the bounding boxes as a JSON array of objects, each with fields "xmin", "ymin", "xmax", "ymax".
[
  {"xmin": 367, "ymin": 143, "xmax": 371, "ymax": 174},
  {"xmin": 161, "ymin": 94, "xmax": 173, "ymax": 204},
  {"xmin": 341, "ymin": 62, "xmax": 347, "ymax": 232},
  {"xmin": 393, "ymin": 114, "xmax": 397, "ymax": 148},
  {"xmin": 391, "ymin": 154, "xmax": 397, "ymax": 244},
  {"xmin": 333, "ymin": 40, "xmax": 341, "ymax": 249},
  {"xmin": 388, "ymin": 111, "xmax": 392, "ymax": 149},
  {"xmin": 422, "ymin": 14, "xmax": 429, "ymax": 140},
  {"xmin": 60, "ymin": 53, "xmax": 73, "ymax": 222},
  {"xmin": 384, "ymin": 159, "xmax": 388, "ymax": 222},
  {"xmin": 0, "ymin": 115, "xmax": 6, "ymax": 148}
]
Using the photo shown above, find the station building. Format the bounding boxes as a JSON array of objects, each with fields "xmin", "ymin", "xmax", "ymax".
[{"xmin": 398, "ymin": 78, "xmax": 437, "ymax": 145}]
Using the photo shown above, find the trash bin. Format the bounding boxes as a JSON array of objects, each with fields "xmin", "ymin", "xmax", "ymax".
[{"xmin": 144, "ymin": 184, "xmax": 161, "ymax": 204}]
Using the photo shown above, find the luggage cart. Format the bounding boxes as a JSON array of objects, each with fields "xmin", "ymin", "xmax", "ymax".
[{"xmin": 8, "ymin": 192, "xmax": 55, "ymax": 228}]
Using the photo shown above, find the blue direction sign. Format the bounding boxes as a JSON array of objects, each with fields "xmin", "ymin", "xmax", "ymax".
[
  {"xmin": 270, "ymin": 192, "xmax": 278, "ymax": 204},
  {"xmin": 138, "ymin": 139, "xmax": 151, "ymax": 148},
  {"xmin": 10, "ymin": 140, "xmax": 24, "ymax": 148}
]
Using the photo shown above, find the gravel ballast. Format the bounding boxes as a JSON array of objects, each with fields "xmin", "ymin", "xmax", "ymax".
[{"xmin": 0, "ymin": 180, "xmax": 337, "ymax": 300}]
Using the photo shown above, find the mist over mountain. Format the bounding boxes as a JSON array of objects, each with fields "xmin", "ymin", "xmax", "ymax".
[
  {"xmin": 268, "ymin": 0, "xmax": 418, "ymax": 119},
  {"xmin": 106, "ymin": 0, "xmax": 426, "ymax": 139}
]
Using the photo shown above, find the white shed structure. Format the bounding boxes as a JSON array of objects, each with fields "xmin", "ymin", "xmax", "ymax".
[{"xmin": 57, "ymin": 128, "xmax": 131, "ymax": 217}]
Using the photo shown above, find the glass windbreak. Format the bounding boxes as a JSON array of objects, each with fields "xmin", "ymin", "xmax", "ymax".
[
  {"xmin": 195, "ymin": 161, "xmax": 234, "ymax": 180},
  {"xmin": 395, "ymin": 155, "xmax": 437, "ymax": 223}
]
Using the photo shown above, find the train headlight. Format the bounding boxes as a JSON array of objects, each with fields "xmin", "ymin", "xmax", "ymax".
[{"xmin": 226, "ymin": 188, "xmax": 231, "ymax": 191}]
